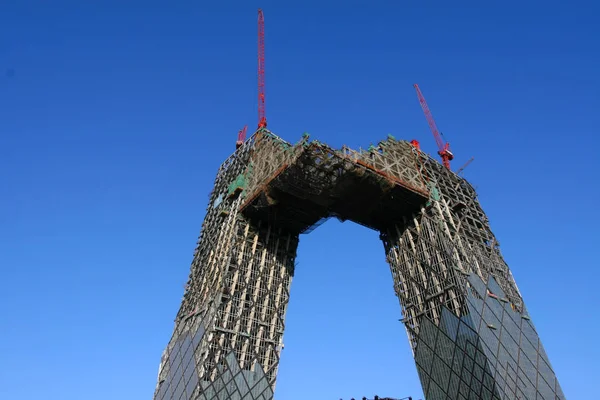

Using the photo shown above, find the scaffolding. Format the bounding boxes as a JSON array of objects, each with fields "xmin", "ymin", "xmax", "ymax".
[{"xmin": 153, "ymin": 129, "xmax": 565, "ymax": 400}]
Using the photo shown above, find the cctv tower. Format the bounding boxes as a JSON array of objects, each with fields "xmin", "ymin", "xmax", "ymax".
[{"xmin": 152, "ymin": 130, "xmax": 565, "ymax": 400}]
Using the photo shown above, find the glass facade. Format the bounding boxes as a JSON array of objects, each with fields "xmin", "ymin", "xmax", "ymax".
[
  {"xmin": 154, "ymin": 314, "xmax": 275, "ymax": 400},
  {"xmin": 412, "ymin": 274, "xmax": 565, "ymax": 400}
]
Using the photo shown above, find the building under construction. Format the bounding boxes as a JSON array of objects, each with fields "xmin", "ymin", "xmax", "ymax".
[{"xmin": 152, "ymin": 129, "xmax": 565, "ymax": 400}]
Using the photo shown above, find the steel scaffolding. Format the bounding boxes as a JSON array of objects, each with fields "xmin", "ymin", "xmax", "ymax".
[{"xmin": 153, "ymin": 129, "xmax": 565, "ymax": 400}]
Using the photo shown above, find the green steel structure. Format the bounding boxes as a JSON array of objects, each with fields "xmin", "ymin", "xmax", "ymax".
[{"xmin": 152, "ymin": 130, "xmax": 565, "ymax": 400}]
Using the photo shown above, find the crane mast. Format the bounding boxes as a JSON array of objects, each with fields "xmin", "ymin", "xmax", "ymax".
[
  {"xmin": 234, "ymin": 9, "xmax": 266, "ymax": 148},
  {"xmin": 414, "ymin": 84, "xmax": 453, "ymax": 169},
  {"xmin": 257, "ymin": 9, "xmax": 267, "ymax": 129}
]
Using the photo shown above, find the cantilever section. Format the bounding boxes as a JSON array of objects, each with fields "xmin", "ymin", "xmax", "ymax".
[{"xmin": 238, "ymin": 132, "xmax": 430, "ymax": 233}]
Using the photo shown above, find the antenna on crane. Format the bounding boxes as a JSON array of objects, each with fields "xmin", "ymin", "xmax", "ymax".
[
  {"xmin": 257, "ymin": 9, "xmax": 267, "ymax": 129},
  {"xmin": 413, "ymin": 84, "xmax": 454, "ymax": 169}
]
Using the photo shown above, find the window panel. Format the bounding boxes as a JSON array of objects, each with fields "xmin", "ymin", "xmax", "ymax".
[
  {"xmin": 440, "ymin": 306, "xmax": 460, "ymax": 340},
  {"xmin": 435, "ymin": 331, "xmax": 455, "ymax": 367},
  {"xmin": 431, "ymin": 355, "xmax": 451, "ymax": 391},
  {"xmin": 537, "ymin": 371, "xmax": 556, "ymax": 400}
]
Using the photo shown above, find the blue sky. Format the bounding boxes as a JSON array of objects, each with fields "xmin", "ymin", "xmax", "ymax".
[{"xmin": 1, "ymin": 1, "xmax": 598, "ymax": 399}]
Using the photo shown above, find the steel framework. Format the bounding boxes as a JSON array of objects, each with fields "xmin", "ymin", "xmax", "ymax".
[{"xmin": 152, "ymin": 129, "xmax": 565, "ymax": 400}]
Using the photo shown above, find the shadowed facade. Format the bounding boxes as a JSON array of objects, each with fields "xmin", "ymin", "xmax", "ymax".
[{"xmin": 153, "ymin": 130, "xmax": 565, "ymax": 400}]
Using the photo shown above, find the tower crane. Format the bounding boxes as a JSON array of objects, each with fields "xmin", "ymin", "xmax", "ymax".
[
  {"xmin": 413, "ymin": 84, "xmax": 453, "ymax": 169},
  {"xmin": 456, "ymin": 156, "xmax": 474, "ymax": 175},
  {"xmin": 235, "ymin": 9, "xmax": 266, "ymax": 148},
  {"xmin": 257, "ymin": 9, "xmax": 267, "ymax": 129}
]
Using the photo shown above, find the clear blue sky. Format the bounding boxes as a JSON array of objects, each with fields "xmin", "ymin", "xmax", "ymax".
[{"xmin": 1, "ymin": 1, "xmax": 598, "ymax": 399}]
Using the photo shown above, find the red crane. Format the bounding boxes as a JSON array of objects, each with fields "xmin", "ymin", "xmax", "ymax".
[
  {"xmin": 257, "ymin": 9, "xmax": 267, "ymax": 129},
  {"xmin": 236, "ymin": 125, "xmax": 248, "ymax": 149},
  {"xmin": 235, "ymin": 9, "xmax": 266, "ymax": 148},
  {"xmin": 456, "ymin": 156, "xmax": 474, "ymax": 175},
  {"xmin": 413, "ymin": 84, "xmax": 454, "ymax": 169}
]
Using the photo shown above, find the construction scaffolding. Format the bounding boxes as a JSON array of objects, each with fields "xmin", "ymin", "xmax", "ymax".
[{"xmin": 153, "ymin": 129, "xmax": 565, "ymax": 400}]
